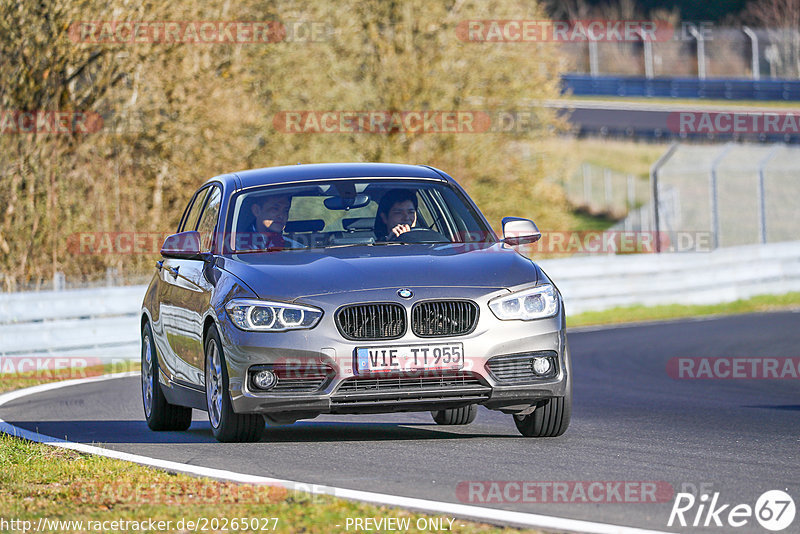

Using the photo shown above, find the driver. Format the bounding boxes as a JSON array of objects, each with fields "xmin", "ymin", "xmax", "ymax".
[
  {"xmin": 374, "ymin": 189, "xmax": 418, "ymax": 240},
  {"xmin": 246, "ymin": 194, "xmax": 302, "ymax": 249}
]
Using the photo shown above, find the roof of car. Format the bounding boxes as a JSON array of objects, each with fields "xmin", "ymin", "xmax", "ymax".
[{"xmin": 209, "ymin": 163, "xmax": 451, "ymax": 190}]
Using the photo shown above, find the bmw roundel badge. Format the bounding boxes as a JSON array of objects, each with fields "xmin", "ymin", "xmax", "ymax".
[{"xmin": 397, "ymin": 288, "xmax": 413, "ymax": 299}]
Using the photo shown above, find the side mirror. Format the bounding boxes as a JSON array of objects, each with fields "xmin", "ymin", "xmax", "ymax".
[
  {"xmin": 161, "ymin": 231, "xmax": 204, "ymax": 259},
  {"xmin": 501, "ymin": 217, "xmax": 541, "ymax": 245}
]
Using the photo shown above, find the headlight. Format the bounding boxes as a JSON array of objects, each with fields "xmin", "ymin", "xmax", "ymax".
[
  {"xmin": 489, "ymin": 284, "xmax": 559, "ymax": 321},
  {"xmin": 225, "ymin": 299, "xmax": 323, "ymax": 332}
]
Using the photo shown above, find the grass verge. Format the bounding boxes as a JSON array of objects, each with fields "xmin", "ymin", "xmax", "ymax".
[
  {"xmin": 0, "ymin": 365, "xmax": 530, "ymax": 533},
  {"xmin": 539, "ymin": 137, "xmax": 667, "ymax": 181},
  {"xmin": 568, "ymin": 292, "xmax": 800, "ymax": 328}
]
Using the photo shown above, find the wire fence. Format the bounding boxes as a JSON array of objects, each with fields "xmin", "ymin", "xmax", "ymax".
[
  {"xmin": 560, "ymin": 142, "xmax": 800, "ymax": 250},
  {"xmin": 562, "ymin": 27, "xmax": 800, "ymax": 80},
  {"xmin": 647, "ymin": 143, "xmax": 800, "ymax": 248},
  {"xmin": 561, "ymin": 163, "xmax": 650, "ymax": 223}
]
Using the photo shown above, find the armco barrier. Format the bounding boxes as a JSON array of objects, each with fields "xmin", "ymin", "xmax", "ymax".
[
  {"xmin": 1, "ymin": 241, "xmax": 798, "ymax": 361},
  {"xmin": 562, "ymin": 74, "xmax": 800, "ymax": 101},
  {"xmin": 0, "ymin": 285, "xmax": 145, "ymax": 362},
  {"xmin": 538, "ymin": 241, "xmax": 800, "ymax": 315}
]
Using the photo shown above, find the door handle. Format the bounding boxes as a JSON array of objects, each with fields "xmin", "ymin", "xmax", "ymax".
[
  {"xmin": 168, "ymin": 265, "xmax": 180, "ymax": 278},
  {"xmin": 156, "ymin": 260, "xmax": 164, "ymax": 271}
]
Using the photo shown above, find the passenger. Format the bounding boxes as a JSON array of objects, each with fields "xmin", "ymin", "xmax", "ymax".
[{"xmin": 374, "ymin": 189, "xmax": 418, "ymax": 241}]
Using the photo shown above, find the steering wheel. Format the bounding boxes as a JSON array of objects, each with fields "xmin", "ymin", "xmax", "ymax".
[{"xmin": 390, "ymin": 228, "xmax": 449, "ymax": 243}]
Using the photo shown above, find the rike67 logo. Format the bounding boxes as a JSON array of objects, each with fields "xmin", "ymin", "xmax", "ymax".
[{"xmin": 668, "ymin": 490, "xmax": 795, "ymax": 531}]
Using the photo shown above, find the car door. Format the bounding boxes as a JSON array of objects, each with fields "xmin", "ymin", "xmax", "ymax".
[
  {"xmin": 154, "ymin": 187, "xmax": 207, "ymax": 383},
  {"xmin": 159, "ymin": 186, "xmax": 221, "ymax": 388}
]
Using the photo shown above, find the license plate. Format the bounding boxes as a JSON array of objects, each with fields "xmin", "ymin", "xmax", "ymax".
[{"xmin": 355, "ymin": 343, "xmax": 464, "ymax": 374}]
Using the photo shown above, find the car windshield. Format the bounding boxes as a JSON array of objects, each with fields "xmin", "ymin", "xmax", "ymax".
[{"xmin": 225, "ymin": 179, "xmax": 495, "ymax": 252}]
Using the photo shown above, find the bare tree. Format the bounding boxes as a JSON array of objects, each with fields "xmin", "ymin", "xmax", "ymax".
[
  {"xmin": 0, "ymin": 0, "xmax": 570, "ymax": 289},
  {"xmin": 745, "ymin": 0, "xmax": 800, "ymax": 77}
]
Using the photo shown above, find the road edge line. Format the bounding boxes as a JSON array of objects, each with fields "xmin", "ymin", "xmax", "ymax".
[{"xmin": 0, "ymin": 372, "xmax": 674, "ymax": 534}]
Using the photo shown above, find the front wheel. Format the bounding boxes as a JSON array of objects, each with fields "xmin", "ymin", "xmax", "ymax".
[
  {"xmin": 205, "ymin": 326, "xmax": 264, "ymax": 443},
  {"xmin": 513, "ymin": 395, "xmax": 571, "ymax": 437},
  {"xmin": 432, "ymin": 404, "xmax": 478, "ymax": 425},
  {"xmin": 141, "ymin": 323, "xmax": 192, "ymax": 431}
]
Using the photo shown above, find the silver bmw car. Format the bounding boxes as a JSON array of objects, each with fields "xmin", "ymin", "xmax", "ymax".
[{"xmin": 140, "ymin": 163, "xmax": 571, "ymax": 442}]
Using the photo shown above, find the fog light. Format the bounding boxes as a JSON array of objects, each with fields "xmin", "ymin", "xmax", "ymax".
[
  {"xmin": 252, "ymin": 369, "xmax": 277, "ymax": 390},
  {"xmin": 531, "ymin": 357, "xmax": 552, "ymax": 376}
]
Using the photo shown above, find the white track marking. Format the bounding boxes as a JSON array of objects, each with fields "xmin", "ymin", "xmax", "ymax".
[{"xmin": 0, "ymin": 372, "xmax": 674, "ymax": 534}]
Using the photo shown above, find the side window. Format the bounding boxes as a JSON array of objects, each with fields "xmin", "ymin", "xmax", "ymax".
[
  {"xmin": 420, "ymin": 189, "xmax": 454, "ymax": 240},
  {"xmin": 179, "ymin": 188, "xmax": 210, "ymax": 232},
  {"xmin": 196, "ymin": 187, "xmax": 222, "ymax": 252},
  {"xmin": 415, "ymin": 191, "xmax": 436, "ymax": 231}
]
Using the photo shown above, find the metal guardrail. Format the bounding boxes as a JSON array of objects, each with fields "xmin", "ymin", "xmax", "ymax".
[
  {"xmin": 562, "ymin": 74, "xmax": 800, "ymax": 100},
  {"xmin": 538, "ymin": 241, "xmax": 800, "ymax": 315},
  {"xmin": 1, "ymin": 241, "xmax": 798, "ymax": 360},
  {"xmin": 0, "ymin": 286, "xmax": 145, "ymax": 361}
]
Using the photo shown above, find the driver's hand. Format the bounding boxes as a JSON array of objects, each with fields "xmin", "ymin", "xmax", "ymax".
[{"xmin": 391, "ymin": 224, "xmax": 412, "ymax": 237}]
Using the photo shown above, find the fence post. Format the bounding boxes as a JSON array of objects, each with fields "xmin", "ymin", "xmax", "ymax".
[
  {"xmin": 743, "ymin": 26, "xmax": 760, "ymax": 81},
  {"xmin": 638, "ymin": 29, "xmax": 654, "ymax": 79},
  {"xmin": 626, "ymin": 175, "xmax": 636, "ymax": 230},
  {"xmin": 757, "ymin": 144, "xmax": 783, "ymax": 244},
  {"xmin": 604, "ymin": 168, "xmax": 612, "ymax": 210},
  {"xmin": 105, "ymin": 267, "xmax": 119, "ymax": 287},
  {"xmin": 688, "ymin": 25, "xmax": 706, "ymax": 80},
  {"xmin": 589, "ymin": 41, "xmax": 599, "ymax": 77},
  {"xmin": 53, "ymin": 271, "xmax": 65, "ymax": 291},
  {"xmin": 650, "ymin": 143, "xmax": 678, "ymax": 252},
  {"xmin": 583, "ymin": 163, "xmax": 592, "ymax": 209},
  {"xmin": 709, "ymin": 144, "xmax": 734, "ymax": 249}
]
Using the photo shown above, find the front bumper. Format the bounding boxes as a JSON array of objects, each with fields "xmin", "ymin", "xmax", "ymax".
[{"xmin": 218, "ymin": 287, "xmax": 570, "ymax": 417}]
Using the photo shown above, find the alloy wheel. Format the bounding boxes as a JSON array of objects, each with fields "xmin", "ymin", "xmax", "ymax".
[
  {"xmin": 141, "ymin": 332, "xmax": 154, "ymax": 417},
  {"xmin": 206, "ymin": 340, "xmax": 223, "ymax": 428}
]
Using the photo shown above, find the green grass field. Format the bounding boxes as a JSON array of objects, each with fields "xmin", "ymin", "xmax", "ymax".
[{"xmin": 568, "ymin": 292, "xmax": 800, "ymax": 327}]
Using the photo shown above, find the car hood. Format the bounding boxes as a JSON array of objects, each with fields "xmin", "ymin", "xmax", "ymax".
[{"xmin": 217, "ymin": 242, "xmax": 539, "ymax": 300}]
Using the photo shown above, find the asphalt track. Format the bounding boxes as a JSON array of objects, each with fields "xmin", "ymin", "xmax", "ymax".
[
  {"xmin": 552, "ymin": 99, "xmax": 800, "ymax": 142},
  {"xmin": 2, "ymin": 311, "xmax": 799, "ymax": 533}
]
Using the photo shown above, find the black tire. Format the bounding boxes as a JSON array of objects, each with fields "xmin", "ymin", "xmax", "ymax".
[
  {"xmin": 205, "ymin": 326, "xmax": 264, "ymax": 443},
  {"xmin": 141, "ymin": 322, "xmax": 192, "ymax": 431},
  {"xmin": 513, "ymin": 394, "xmax": 571, "ymax": 437},
  {"xmin": 431, "ymin": 404, "xmax": 478, "ymax": 425}
]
